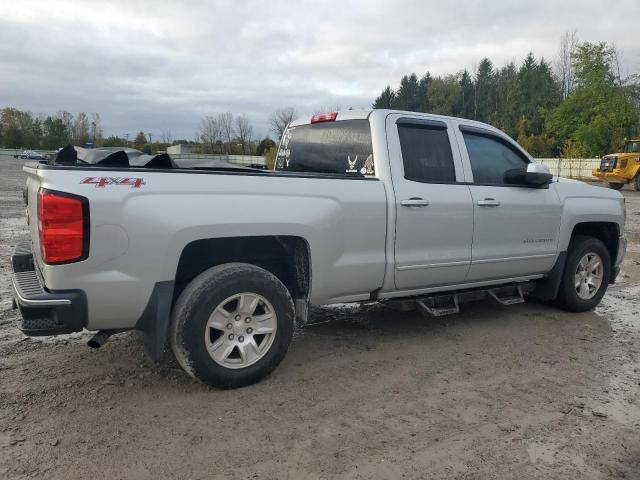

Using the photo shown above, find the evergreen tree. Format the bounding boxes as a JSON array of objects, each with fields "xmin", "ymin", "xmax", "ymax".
[
  {"xmin": 392, "ymin": 73, "xmax": 420, "ymax": 111},
  {"xmin": 373, "ymin": 85, "xmax": 396, "ymax": 109},
  {"xmin": 474, "ymin": 58, "xmax": 495, "ymax": 122},
  {"xmin": 429, "ymin": 74, "xmax": 462, "ymax": 116},
  {"xmin": 133, "ymin": 131, "xmax": 147, "ymax": 149},
  {"xmin": 459, "ymin": 70, "xmax": 475, "ymax": 119},
  {"xmin": 417, "ymin": 73, "xmax": 433, "ymax": 112},
  {"xmin": 494, "ymin": 62, "xmax": 518, "ymax": 136}
]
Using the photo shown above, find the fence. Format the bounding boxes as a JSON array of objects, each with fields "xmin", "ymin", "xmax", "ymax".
[
  {"xmin": 535, "ymin": 158, "xmax": 601, "ymax": 180},
  {"xmin": 171, "ymin": 153, "xmax": 266, "ymax": 167}
]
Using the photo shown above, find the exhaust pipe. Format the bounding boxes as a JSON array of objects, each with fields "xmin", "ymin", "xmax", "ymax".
[{"xmin": 87, "ymin": 330, "xmax": 117, "ymax": 349}]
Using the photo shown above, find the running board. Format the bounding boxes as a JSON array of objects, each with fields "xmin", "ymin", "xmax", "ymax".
[
  {"xmin": 488, "ymin": 286, "xmax": 524, "ymax": 306},
  {"xmin": 411, "ymin": 283, "xmax": 529, "ymax": 317}
]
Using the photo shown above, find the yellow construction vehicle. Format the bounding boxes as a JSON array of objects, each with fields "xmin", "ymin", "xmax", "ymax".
[{"xmin": 592, "ymin": 138, "xmax": 640, "ymax": 190}]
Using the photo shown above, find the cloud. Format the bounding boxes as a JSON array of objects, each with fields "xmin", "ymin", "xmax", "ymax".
[{"xmin": 1, "ymin": 0, "xmax": 638, "ymax": 139}]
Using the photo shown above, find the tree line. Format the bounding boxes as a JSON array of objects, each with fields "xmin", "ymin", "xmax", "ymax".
[
  {"xmin": 373, "ymin": 34, "xmax": 640, "ymax": 157},
  {"xmin": 0, "ymin": 109, "xmax": 103, "ymax": 150},
  {"xmin": 0, "ymin": 105, "xmax": 294, "ymax": 160}
]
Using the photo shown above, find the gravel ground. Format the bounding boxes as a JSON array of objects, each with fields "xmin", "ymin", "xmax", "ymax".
[{"xmin": 0, "ymin": 155, "xmax": 639, "ymax": 479}]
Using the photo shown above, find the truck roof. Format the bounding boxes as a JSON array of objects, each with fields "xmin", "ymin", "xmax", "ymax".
[{"xmin": 289, "ymin": 109, "xmax": 506, "ymax": 136}]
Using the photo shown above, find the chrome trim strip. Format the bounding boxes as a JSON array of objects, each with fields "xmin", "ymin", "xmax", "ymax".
[
  {"xmin": 472, "ymin": 253, "xmax": 555, "ymax": 265},
  {"xmin": 11, "ymin": 275, "xmax": 71, "ymax": 307},
  {"xmin": 396, "ymin": 260, "xmax": 469, "ymax": 271}
]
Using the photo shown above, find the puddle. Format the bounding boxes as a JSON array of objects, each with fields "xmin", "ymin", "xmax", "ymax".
[
  {"xmin": 597, "ymin": 284, "xmax": 640, "ymax": 332},
  {"xmin": 594, "ymin": 284, "xmax": 640, "ymax": 426},
  {"xmin": 605, "ymin": 362, "xmax": 640, "ymax": 426}
]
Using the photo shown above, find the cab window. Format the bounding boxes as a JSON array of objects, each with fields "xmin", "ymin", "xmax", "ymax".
[
  {"xmin": 398, "ymin": 124, "xmax": 455, "ymax": 183},
  {"xmin": 275, "ymin": 120, "xmax": 374, "ymax": 175},
  {"xmin": 624, "ymin": 141, "xmax": 640, "ymax": 153},
  {"xmin": 462, "ymin": 132, "xmax": 529, "ymax": 185}
]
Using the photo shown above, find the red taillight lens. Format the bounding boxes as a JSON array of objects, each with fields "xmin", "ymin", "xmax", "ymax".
[
  {"xmin": 310, "ymin": 112, "xmax": 338, "ymax": 124},
  {"xmin": 37, "ymin": 189, "xmax": 88, "ymax": 264}
]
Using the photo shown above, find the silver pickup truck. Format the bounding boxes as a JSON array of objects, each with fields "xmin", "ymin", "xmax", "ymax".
[{"xmin": 11, "ymin": 109, "xmax": 627, "ymax": 388}]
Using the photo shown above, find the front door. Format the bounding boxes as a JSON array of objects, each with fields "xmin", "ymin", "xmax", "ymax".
[
  {"xmin": 455, "ymin": 125, "xmax": 562, "ymax": 281},
  {"xmin": 387, "ymin": 116, "xmax": 474, "ymax": 290}
]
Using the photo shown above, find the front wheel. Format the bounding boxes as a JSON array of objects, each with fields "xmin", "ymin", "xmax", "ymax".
[
  {"xmin": 170, "ymin": 263, "xmax": 295, "ymax": 388},
  {"xmin": 608, "ymin": 182, "xmax": 624, "ymax": 190},
  {"xmin": 634, "ymin": 174, "xmax": 640, "ymax": 192},
  {"xmin": 556, "ymin": 235, "xmax": 611, "ymax": 312}
]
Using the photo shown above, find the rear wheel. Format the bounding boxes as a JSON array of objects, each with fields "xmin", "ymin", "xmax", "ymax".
[
  {"xmin": 170, "ymin": 263, "xmax": 295, "ymax": 388},
  {"xmin": 556, "ymin": 235, "xmax": 611, "ymax": 312},
  {"xmin": 608, "ymin": 182, "xmax": 624, "ymax": 190}
]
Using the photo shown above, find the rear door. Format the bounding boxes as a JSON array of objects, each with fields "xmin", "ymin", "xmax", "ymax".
[
  {"xmin": 387, "ymin": 115, "xmax": 474, "ymax": 290},
  {"xmin": 455, "ymin": 124, "xmax": 562, "ymax": 281}
]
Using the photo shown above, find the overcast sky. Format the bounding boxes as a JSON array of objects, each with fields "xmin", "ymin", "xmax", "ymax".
[{"xmin": 1, "ymin": 0, "xmax": 638, "ymax": 140}]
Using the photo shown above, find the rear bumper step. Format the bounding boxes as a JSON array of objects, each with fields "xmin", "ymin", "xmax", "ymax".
[{"xmin": 11, "ymin": 244, "xmax": 87, "ymax": 336}]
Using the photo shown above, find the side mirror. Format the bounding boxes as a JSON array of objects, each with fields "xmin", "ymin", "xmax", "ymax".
[{"xmin": 525, "ymin": 163, "xmax": 553, "ymax": 186}]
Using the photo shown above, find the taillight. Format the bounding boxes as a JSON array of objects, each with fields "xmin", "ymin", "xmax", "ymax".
[
  {"xmin": 310, "ymin": 112, "xmax": 338, "ymax": 124},
  {"xmin": 37, "ymin": 189, "xmax": 89, "ymax": 264}
]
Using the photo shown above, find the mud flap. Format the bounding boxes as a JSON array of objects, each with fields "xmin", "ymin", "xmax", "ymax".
[
  {"xmin": 135, "ymin": 281, "xmax": 175, "ymax": 361},
  {"xmin": 531, "ymin": 251, "xmax": 567, "ymax": 302}
]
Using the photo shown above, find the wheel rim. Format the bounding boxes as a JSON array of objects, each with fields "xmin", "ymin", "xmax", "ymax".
[
  {"xmin": 204, "ymin": 292, "xmax": 277, "ymax": 369},
  {"xmin": 574, "ymin": 252, "xmax": 604, "ymax": 300}
]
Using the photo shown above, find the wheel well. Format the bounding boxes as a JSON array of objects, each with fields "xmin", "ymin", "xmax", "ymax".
[
  {"xmin": 570, "ymin": 222, "xmax": 619, "ymax": 267},
  {"xmin": 174, "ymin": 236, "xmax": 311, "ymax": 303}
]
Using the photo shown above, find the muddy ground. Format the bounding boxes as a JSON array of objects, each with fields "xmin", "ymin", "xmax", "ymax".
[{"xmin": 0, "ymin": 155, "xmax": 639, "ymax": 479}]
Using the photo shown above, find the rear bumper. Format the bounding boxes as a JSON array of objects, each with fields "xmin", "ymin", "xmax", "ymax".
[{"xmin": 11, "ymin": 244, "xmax": 87, "ymax": 336}]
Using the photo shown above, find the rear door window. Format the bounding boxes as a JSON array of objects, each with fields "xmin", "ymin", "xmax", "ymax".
[
  {"xmin": 275, "ymin": 119, "xmax": 374, "ymax": 175},
  {"xmin": 398, "ymin": 124, "xmax": 455, "ymax": 183}
]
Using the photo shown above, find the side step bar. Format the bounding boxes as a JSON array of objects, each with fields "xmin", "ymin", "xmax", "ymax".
[
  {"xmin": 488, "ymin": 285, "xmax": 524, "ymax": 306},
  {"xmin": 416, "ymin": 295, "xmax": 459, "ymax": 317},
  {"xmin": 413, "ymin": 283, "xmax": 528, "ymax": 317}
]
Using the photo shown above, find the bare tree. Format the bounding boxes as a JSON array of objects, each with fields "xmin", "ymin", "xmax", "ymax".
[
  {"xmin": 218, "ymin": 112, "xmax": 234, "ymax": 154},
  {"xmin": 160, "ymin": 129, "xmax": 173, "ymax": 144},
  {"xmin": 199, "ymin": 116, "xmax": 222, "ymax": 153},
  {"xmin": 611, "ymin": 42, "xmax": 623, "ymax": 85},
  {"xmin": 235, "ymin": 115, "xmax": 253, "ymax": 154},
  {"xmin": 90, "ymin": 112, "xmax": 102, "ymax": 141},
  {"xmin": 268, "ymin": 107, "xmax": 296, "ymax": 142},
  {"xmin": 555, "ymin": 30, "xmax": 578, "ymax": 99},
  {"xmin": 72, "ymin": 112, "xmax": 90, "ymax": 145},
  {"xmin": 56, "ymin": 110, "xmax": 74, "ymax": 143}
]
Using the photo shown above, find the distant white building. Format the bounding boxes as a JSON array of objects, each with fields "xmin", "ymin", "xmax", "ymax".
[{"xmin": 167, "ymin": 144, "xmax": 195, "ymax": 155}]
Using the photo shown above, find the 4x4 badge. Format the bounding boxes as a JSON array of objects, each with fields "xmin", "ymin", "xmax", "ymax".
[{"xmin": 80, "ymin": 177, "xmax": 145, "ymax": 188}]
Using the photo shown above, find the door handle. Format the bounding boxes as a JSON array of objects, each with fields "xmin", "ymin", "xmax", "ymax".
[
  {"xmin": 401, "ymin": 197, "xmax": 429, "ymax": 207},
  {"xmin": 477, "ymin": 198, "xmax": 501, "ymax": 207}
]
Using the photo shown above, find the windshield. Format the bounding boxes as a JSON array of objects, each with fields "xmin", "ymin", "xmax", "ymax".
[{"xmin": 624, "ymin": 141, "xmax": 640, "ymax": 153}]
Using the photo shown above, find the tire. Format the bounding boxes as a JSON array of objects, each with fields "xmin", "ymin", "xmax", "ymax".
[
  {"xmin": 556, "ymin": 235, "xmax": 611, "ymax": 312},
  {"xmin": 170, "ymin": 263, "xmax": 295, "ymax": 388},
  {"xmin": 608, "ymin": 182, "xmax": 624, "ymax": 190},
  {"xmin": 634, "ymin": 174, "xmax": 640, "ymax": 192}
]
